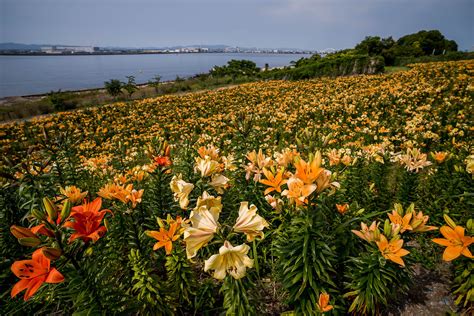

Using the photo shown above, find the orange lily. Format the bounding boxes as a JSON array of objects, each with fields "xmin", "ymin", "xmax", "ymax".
[
  {"xmin": 335, "ymin": 203, "xmax": 349, "ymax": 215},
  {"xmin": 388, "ymin": 210, "xmax": 413, "ymax": 233},
  {"xmin": 316, "ymin": 292, "xmax": 333, "ymax": 313},
  {"xmin": 11, "ymin": 248, "xmax": 64, "ymax": 301},
  {"xmin": 433, "ymin": 226, "xmax": 473, "ymax": 261},
  {"xmin": 146, "ymin": 221, "xmax": 181, "ymax": 255},
  {"xmin": 376, "ymin": 235, "xmax": 410, "ymax": 267},
  {"xmin": 351, "ymin": 221, "xmax": 380, "ymax": 242},
  {"xmin": 431, "ymin": 151, "xmax": 449, "ymax": 164},
  {"xmin": 259, "ymin": 168, "xmax": 287, "ymax": 195},
  {"xmin": 410, "ymin": 211, "xmax": 437, "ymax": 232},
  {"xmin": 281, "ymin": 176, "xmax": 316, "ymax": 206},
  {"xmin": 59, "ymin": 186, "xmax": 88, "ymax": 205},
  {"xmin": 64, "ymin": 197, "xmax": 112, "ymax": 243},
  {"xmin": 294, "ymin": 154, "xmax": 324, "ymax": 185},
  {"xmin": 153, "ymin": 155, "xmax": 172, "ymax": 167}
]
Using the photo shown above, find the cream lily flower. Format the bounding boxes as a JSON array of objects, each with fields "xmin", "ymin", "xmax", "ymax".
[
  {"xmin": 194, "ymin": 156, "xmax": 220, "ymax": 177},
  {"xmin": 209, "ymin": 174, "xmax": 230, "ymax": 194},
  {"xmin": 204, "ymin": 241, "xmax": 254, "ymax": 280},
  {"xmin": 191, "ymin": 191, "xmax": 223, "ymax": 218},
  {"xmin": 233, "ymin": 202, "xmax": 269, "ymax": 241},
  {"xmin": 183, "ymin": 207, "xmax": 219, "ymax": 259},
  {"xmin": 170, "ymin": 174, "xmax": 194, "ymax": 209}
]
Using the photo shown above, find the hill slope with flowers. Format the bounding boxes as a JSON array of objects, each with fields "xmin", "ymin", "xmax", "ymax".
[{"xmin": 0, "ymin": 60, "xmax": 473, "ymax": 315}]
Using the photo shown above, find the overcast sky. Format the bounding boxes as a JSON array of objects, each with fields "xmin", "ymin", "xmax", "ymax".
[{"xmin": 1, "ymin": 0, "xmax": 473, "ymax": 50}]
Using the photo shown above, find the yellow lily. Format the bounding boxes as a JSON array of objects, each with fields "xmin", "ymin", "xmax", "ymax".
[
  {"xmin": 170, "ymin": 174, "xmax": 194, "ymax": 209},
  {"xmin": 233, "ymin": 202, "xmax": 269, "ymax": 241},
  {"xmin": 204, "ymin": 241, "xmax": 253, "ymax": 280},
  {"xmin": 209, "ymin": 174, "xmax": 230, "ymax": 194},
  {"xmin": 192, "ymin": 191, "xmax": 222, "ymax": 217},
  {"xmin": 183, "ymin": 207, "xmax": 219, "ymax": 259},
  {"xmin": 194, "ymin": 156, "xmax": 220, "ymax": 177}
]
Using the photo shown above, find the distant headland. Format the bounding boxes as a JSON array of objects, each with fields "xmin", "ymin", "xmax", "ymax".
[{"xmin": 0, "ymin": 43, "xmax": 319, "ymax": 56}]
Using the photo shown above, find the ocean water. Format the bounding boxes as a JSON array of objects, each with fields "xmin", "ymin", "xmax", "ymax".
[{"xmin": 0, "ymin": 53, "xmax": 309, "ymax": 97}]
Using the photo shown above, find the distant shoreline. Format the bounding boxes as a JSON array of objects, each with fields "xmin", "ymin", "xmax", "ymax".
[{"xmin": 0, "ymin": 51, "xmax": 312, "ymax": 57}]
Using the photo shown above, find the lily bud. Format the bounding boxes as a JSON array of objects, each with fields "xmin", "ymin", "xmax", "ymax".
[
  {"xmin": 84, "ymin": 247, "xmax": 94, "ymax": 256},
  {"xmin": 467, "ymin": 219, "xmax": 473, "ymax": 231},
  {"xmin": 10, "ymin": 225, "xmax": 36, "ymax": 239},
  {"xmin": 406, "ymin": 203, "xmax": 415, "ymax": 214},
  {"xmin": 18, "ymin": 237, "xmax": 41, "ymax": 247},
  {"xmin": 60, "ymin": 200, "xmax": 71, "ymax": 221},
  {"xmin": 443, "ymin": 214, "xmax": 456, "ymax": 229},
  {"xmin": 323, "ymin": 133, "xmax": 333, "ymax": 147},
  {"xmin": 104, "ymin": 218, "xmax": 110, "ymax": 231},
  {"xmin": 32, "ymin": 208, "xmax": 47, "ymax": 221},
  {"xmin": 42, "ymin": 247, "xmax": 62, "ymax": 260},
  {"xmin": 383, "ymin": 219, "xmax": 392, "ymax": 237},
  {"xmin": 43, "ymin": 197, "xmax": 57, "ymax": 222},
  {"xmin": 394, "ymin": 203, "xmax": 404, "ymax": 216},
  {"xmin": 373, "ymin": 227, "xmax": 381, "ymax": 241},
  {"xmin": 411, "ymin": 219, "xmax": 423, "ymax": 230},
  {"xmin": 157, "ymin": 217, "xmax": 165, "ymax": 228}
]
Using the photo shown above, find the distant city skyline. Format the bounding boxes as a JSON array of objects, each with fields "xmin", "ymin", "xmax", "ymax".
[{"xmin": 1, "ymin": 0, "xmax": 473, "ymax": 51}]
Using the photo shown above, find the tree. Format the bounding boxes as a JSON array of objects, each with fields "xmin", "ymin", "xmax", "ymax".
[
  {"xmin": 147, "ymin": 75, "xmax": 162, "ymax": 94},
  {"xmin": 104, "ymin": 79, "xmax": 123, "ymax": 98},
  {"xmin": 210, "ymin": 60, "xmax": 260, "ymax": 78},
  {"xmin": 397, "ymin": 30, "xmax": 458, "ymax": 55},
  {"xmin": 123, "ymin": 76, "xmax": 138, "ymax": 98}
]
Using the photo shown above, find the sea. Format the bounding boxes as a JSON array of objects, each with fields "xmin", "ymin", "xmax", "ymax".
[{"xmin": 0, "ymin": 53, "xmax": 310, "ymax": 98}]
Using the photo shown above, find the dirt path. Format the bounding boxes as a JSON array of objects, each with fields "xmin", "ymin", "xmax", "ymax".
[{"xmin": 388, "ymin": 262, "xmax": 457, "ymax": 316}]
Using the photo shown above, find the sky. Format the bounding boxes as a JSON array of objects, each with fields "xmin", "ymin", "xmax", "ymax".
[{"xmin": 1, "ymin": 0, "xmax": 473, "ymax": 51}]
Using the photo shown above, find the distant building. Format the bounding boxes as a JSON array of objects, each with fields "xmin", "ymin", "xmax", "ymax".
[{"xmin": 40, "ymin": 46, "xmax": 96, "ymax": 54}]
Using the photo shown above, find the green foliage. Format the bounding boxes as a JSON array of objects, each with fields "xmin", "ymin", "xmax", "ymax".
[
  {"xmin": 354, "ymin": 30, "xmax": 459, "ymax": 66},
  {"xmin": 104, "ymin": 79, "xmax": 123, "ymax": 97},
  {"xmin": 128, "ymin": 248, "xmax": 171, "ymax": 314},
  {"xmin": 345, "ymin": 251, "xmax": 412, "ymax": 315},
  {"xmin": 123, "ymin": 76, "xmax": 138, "ymax": 98},
  {"xmin": 211, "ymin": 59, "xmax": 260, "ymax": 78},
  {"xmin": 165, "ymin": 245, "xmax": 196, "ymax": 305},
  {"xmin": 264, "ymin": 53, "xmax": 384, "ymax": 80},
  {"xmin": 147, "ymin": 75, "xmax": 162, "ymax": 93},
  {"xmin": 452, "ymin": 259, "xmax": 473, "ymax": 309},
  {"xmin": 397, "ymin": 30, "xmax": 457, "ymax": 55},
  {"xmin": 275, "ymin": 211, "xmax": 338, "ymax": 315},
  {"xmin": 47, "ymin": 90, "xmax": 78, "ymax": 111},
  {"xmin": 221, "ymin": 276, "xmax": 256, "ymax": 315}
]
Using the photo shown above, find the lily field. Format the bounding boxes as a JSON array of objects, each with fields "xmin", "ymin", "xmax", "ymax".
[{"xmin": 0, "ymin": 60, "xmax": 473, "ymax": 315}]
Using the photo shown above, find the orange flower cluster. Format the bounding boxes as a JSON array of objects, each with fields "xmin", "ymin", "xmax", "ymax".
[
  {"xmin": 98, "ymin": 183, "xmax": 144, "ymax": 208},
  {"xmin": 256, "ymin": 150, "xmax": 339, "ymax": 208},
  {"xmin": 353, "ymin": 203, "xmax": 436, "ymax": 267}
]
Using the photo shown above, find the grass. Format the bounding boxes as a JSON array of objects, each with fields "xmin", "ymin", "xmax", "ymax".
[{"xmin": 385, "ymin": 66, "xmax": 410, "ymax": 73}]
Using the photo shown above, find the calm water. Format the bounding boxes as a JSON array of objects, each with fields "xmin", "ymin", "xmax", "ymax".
[{"xmin": 0, "ymin": 53, "xmax": 309, "ymax": 98}]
